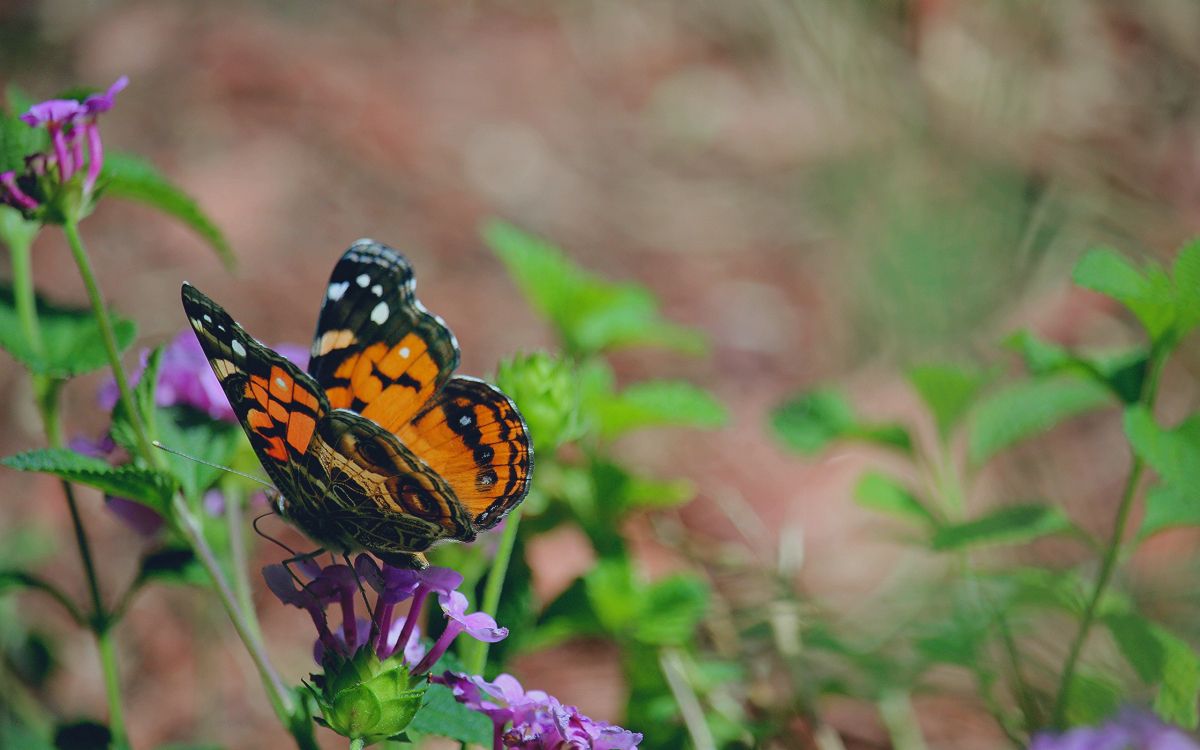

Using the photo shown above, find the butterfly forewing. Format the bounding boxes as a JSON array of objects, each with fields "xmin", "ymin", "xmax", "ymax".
[
  {"xmin": 398, "ymin": 376, "xmax": 533, "ymax": 530},
  {"xmin": 308, "ymin": 240, "xmax": 460, "ymax": 434},
  {"xmin": 181, "ymin": 283, "xmax": 328, "ymax": 496}
]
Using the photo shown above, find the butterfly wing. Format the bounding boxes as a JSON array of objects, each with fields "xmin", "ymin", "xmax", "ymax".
[
  {"xmin": 308, "ymin": 240, "xmax": 460, "ymax": 434},
  {"xmin": 181, "ymin": 283, "xmax": 328, "ymax": 496},
  {"xmin": 301, "ymin": 410, "xmax": 475, "ymax": 552},
  {"xmin": 397, "ymin": 376, "xmax": 533, "ymax": 530}
]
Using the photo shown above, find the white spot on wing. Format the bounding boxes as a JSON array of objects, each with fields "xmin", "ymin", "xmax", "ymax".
[
  {"xmin": 231, "ymin": 340, "xmax": 247, "ymax": 357},
  {"xmin": 398, "ymin": 346, "xmax": 410, "ymax": 358},
  {"xmin": 459, "ymin": 415, "xmax": 472, "ymax": 426},
  {"xmin": 356, "ymin": 273, "xmax": 371, "ymax": 287},
  {"xmin": 370, "ymin": 301, "xmax": 389, "ymax": 324},
  {"xmin": 203, "ymin": 314, "xmax": 213, "ymax": 323},
  {"xmin": 327, "ymin": 281, "xmax": 349, "ymax": 301},
  {"xmin": 190, "ymin": 317, "xmax": 202, "ymax": 330},
  {"xmin": 275, "ymin": 376, "xmax": 287, "ymax": 390},
  {"xmin": 371, "ymin": 284, "xmax": 383, "ymax": 296}
]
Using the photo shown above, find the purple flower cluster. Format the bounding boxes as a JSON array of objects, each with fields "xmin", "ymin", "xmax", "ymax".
[
  {"xmin": 1, "ymin": 77, "xmax": 127, "ymax": 213},
  {"xmin": 1031, "ymin": 708, "xmax": 1200, "ymax": 750},
  {"xmin": 262, "ymin": 554, "xmax": 507, "ymax": 673},
  {"xmin": 435, "ymin": 671, "xmax": 642, "ymax": 750}
]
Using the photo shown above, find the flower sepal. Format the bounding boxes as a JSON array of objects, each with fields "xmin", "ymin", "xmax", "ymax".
[{"xmin": 309, "ymin": 646, "xmax": 427, "ymax": 744}]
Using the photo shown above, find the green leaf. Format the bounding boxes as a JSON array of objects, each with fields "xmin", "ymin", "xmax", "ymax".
[
  {"xmin": 930, "ymin": 503, "xmax": 1077, "ymax": 551},
  {"xmin": 0, "ymin": 284, "xmax": 137, "ymax": 377},
  {"xmin": 1005, "ymin": 331, "xmax": 1149, "ymax": 404},
  {"xmin": 771, "ymin": 388, "xmax": 913, "ymax": 456},
  {"xmin": 110, "ymin": 346, "xmax": 162, "ymax": 454},
  {"xmin": 405, "ymin": 682, "xmax": 492, "ymax": 746},
  {"xmin": 632, "ymin": 574, "xmax": 709, "ymax": 646},
  {"xmin": 1062, "ymin": 672, "xmax": 1123, "ymax": 727},
  {"xmin": 0, "ymin": 103, "xmax": 47, "ymax": 174},
  {"xmin": 1104, "ymin": 613, "xmax": 1200, "ymax": 729},
  {"xmin": 102, "ymin": 153, "xmax": 233, "ymax": 269},
  {"xmin": 584, "ymin": 559, "xmax": 639, "ymax": 634},
  {"xmin": 1173, "ymin": 239, "xmax": 1200, "ymax": 337},
  {"xmin": 1, "ymin": 449, "xmax": 175, "ymax": 512},
  {"xmin": 483, "ymin": 220, "xmax": 706, "ymax": 356},
  {"xmin": 1124, "ymin": 407, "xmax": 1200, "ymax": 487},
  {"xmin": 967, "ymin": 375, "xmax": 1112, "ymax": 464},
  {"xmin": 906, "ymin": 363, "xmax": 988, "ymax": 438},
  {"xmin": 853, "ymin": 471, "xmax": 937, "ymax": 526},
  {"xmin": 591, "ymin": 379, "xmax": 727, "ymax": 440},
  {"xmin": 1139, "ymin": 484, "xmax": 1200, "ymax": 540},
  {"xmin": 533, "ymin": 576, "xmax": 607, "ymax": 648},
  {"xmin": 1073, "ymin": 248, "xmax": 1175, "ymax": 341},
  {"xmin": 494, "ymin": 352, "xmax": 584, "ymax": 454},
  {"xmin": 155, "ymin": 407, "xmax": 242, "ymax": 502},
  {"xmin": 770, "ymin": 389, "xmax": 854, "ymax": 454}
]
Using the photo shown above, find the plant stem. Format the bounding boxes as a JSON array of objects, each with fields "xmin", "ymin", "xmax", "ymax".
[
  {"xmin": 171, "ymin": 493, "xmax": 293, "ymax": 718},
  {"xmin": 97, "ymin": 628, "xmax": 127, "ymax": 748},
  {"xmin": 1051, "ymin": 351, "xmax": 1167, "ymax": 727},
  {"xmin": 9, "ymin": 236, "xmax": 44, "ymax": 358},
  {"xmin": 463, "ymin": 508, "xmax": 522, "ymax": 676},
  {"xmin": 62, "ymin": 219, "xmax": 156, "ymax": 464},
  {"xmin": 349, "ymin": 739, "xmax": 365, "ymax": 750},
  {"xmin": 878, "ymin": 689, "xmax": 929, "ymax": 750},
  {"xmin": 224, "ymin": 484, "xmax": 263, "ymax": 644}
]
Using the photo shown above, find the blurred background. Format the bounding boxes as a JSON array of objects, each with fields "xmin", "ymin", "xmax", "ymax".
[{"xmin": 2, "ymin": 1, "xmax": 1200, "ymax": 748}]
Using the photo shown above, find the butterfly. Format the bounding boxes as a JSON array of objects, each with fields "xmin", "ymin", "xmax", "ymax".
[{"xmin": 181, "ymin": 239, "xmax": 532, "ymax": 568}]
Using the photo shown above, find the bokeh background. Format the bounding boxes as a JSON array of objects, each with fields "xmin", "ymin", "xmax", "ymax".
[{"xmin": 3, "ymin": 1, "xmax": 1200, "ymax": 748}]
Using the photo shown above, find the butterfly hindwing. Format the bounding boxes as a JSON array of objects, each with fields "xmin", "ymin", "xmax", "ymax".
[
  {"xmin": 181, "ymin": 283, "xmax": 328, "ymax": 495},
  {"xmin": 308, "ymin": 240, "xmax": 460, "ymax": 434},
  {"xmin": 398, "ymin": 376, "xmax": 533, "ymax": 530},
  {"xmin": 300, "ymin": 410, "xmax": 475, "ymax": 548}
]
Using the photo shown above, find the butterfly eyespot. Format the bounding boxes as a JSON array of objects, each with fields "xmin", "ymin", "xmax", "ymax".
[
  {"xmin": 476, "ymin": 469, "xmax": 497, "ymax": 489},
  {"xmin": 356, "ymin": 437, "xmax": 388, "ymax": 467}
]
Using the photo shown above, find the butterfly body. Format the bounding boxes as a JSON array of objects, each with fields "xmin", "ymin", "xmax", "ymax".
[{"xmin": 182, "ymin": 240, "xmax": 532, "ymax": 565}]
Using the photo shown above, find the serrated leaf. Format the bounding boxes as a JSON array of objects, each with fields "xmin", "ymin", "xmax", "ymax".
[
  {"xmin": 1005, "ymin": 331, "xmax": 1149, "ymax": 404},
  {"xmin": 156, "ymin": 407, "xmax": 242, "ymax": 502},
  {"xmin": 930, "ymin": 503, "xmax": 1076, "ymax": 551},
  {"xmin": 102, "ymin": 153, "xmax": 233, "ymax": 269},
  {"xmin": 592, "ymin": 380, "xmax": 726, "ymax": 440},
  {"xmin": 1124, "ymin": 407, "xmax": 1200, "ymax": 487},
  {"xmin": 1105, "ymin": 613, "xmax": 1200, "ymax": 729},
  {"xmin": 633, "ymin": 574, "xmax": 709, "ymax": 646},
  {"xmin": 1139, "ymin": 484, "xmax": 1200, "ymax": 540},
  {"xmin": 484, "ymin": 220, "xmax": 706, "ymax": 356},
  {"xmin": 907, "ymin": 363, "xmax": 988, "ymax": 438},
  {"xmin": 405, "ymin": 682, "xmax": 492, "ymax": 745},
  {"xmin": 1062, "ymin": 672, "xmax": 1123, "ymax": 727},
  {"xmin": 1073, "ymin": 248, "xmax": 1175, "ymax": 341},
  {"xmin": 853, "ymin": 471, "xmax": 937, "ymax": 526},
  {"xmin": 1, "ymin": 449, "xmax": 174, "ymax": 512},
  {"xmin": 0, "ymin": 284, "xmax": 137, "ymax": 377},
  {"xmin": 968, "ymin": 376, "xmax": 1112, "ymax": 464}
]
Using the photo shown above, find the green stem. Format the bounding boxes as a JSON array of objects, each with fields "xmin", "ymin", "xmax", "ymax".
[
  {"xmin": 10, "ymin": 236, "xmax": 44, "ymax": 358},
  {"xmin": 463, "ymin": 507, "xmax": 522, "ymax": 676},
  {"xmin": 1051, "ymin": 351, "xmax": 1167, "ymax": 727},
  {"xmin": 62, "ymin": 219, "xmax": 156, "ymax": 464},
  {"xmin": 2, "ymin": 570, "xmax": 86, "ymax": 626},
  {"xmin": 878, "ymin": 689, "xmax": 929, "ymax": 750},
  {"xmin": 349, "ymin": 739, "xmax": 366, "ymax": 750},
  {"xmin": 97, "ymin": 628, "xmax": 127, "ymax": 748},
  {"xmin": 171, "ymin": 493, "xmax": 293, "ymax": 718},
  {"xmin": 658, "ymin": 647, "xmax": 716, "ymax": 750},
  {"xmin": 224, "ymin": 484, "xmax": 263, "ymax": 643}
]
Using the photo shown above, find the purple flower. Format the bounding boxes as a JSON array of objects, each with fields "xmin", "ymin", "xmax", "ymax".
[
  {"xmin": 5, "ymin": 77, "xmax": 127, "ymax": 212},
  {"xmin": 435, "ymin": 671, "xmax": 642, "ymax": 750},
  {"xmin": 82, "ymin": 76, "xmax": 128, "ymax": 116},
  {"xmin": 262, "ymin": 554, "xmax": 501, "ymax": 674},
  {"xmin": 1031, "ymin": 708, "xmax": 1200, "ymax": 750},
  {"xmin": 411, "ymin": 591, "xmax": 508, "ymax": 675},
  {"xmin": 105, "ymin": 496, "xmax": 165, "ymax": 537}
]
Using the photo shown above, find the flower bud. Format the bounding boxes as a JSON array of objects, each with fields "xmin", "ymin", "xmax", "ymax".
[
  {"xmin": 495, "ymin": 352, "xmax": 581, "ymax": 455},
  {"xmin": 312, "ymin": 648, "xmax": 426, "ymax": 744}
]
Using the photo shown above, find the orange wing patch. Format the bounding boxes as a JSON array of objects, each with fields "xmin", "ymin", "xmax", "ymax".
[
  {"xmin": 397, "ymin": 377, "xmax": 532, "ymax": 530},
  {"xmin": 325, "ymin": 333, "xmax": 444, "ymax": 433}
]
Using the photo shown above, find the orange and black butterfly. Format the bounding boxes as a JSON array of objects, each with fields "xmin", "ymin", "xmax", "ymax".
[{"xmin": 181, "ymin": 240, "xmax": 532, "ymax": 567}]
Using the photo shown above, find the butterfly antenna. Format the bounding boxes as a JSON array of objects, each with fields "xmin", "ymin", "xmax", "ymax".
[{"xmin": 152, "ymin": 441, "xmax": 275, "ymax": 488}]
